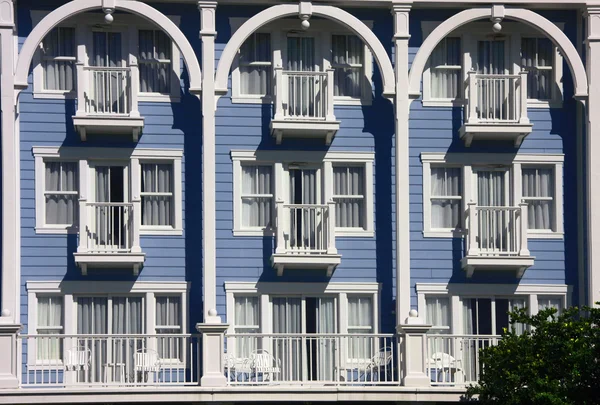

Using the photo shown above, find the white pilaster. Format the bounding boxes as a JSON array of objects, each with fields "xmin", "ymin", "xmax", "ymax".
[
  {"xmin": 199, "ymin": 1, "xmax": 218, "ymax": 320},
  {"xmin": 397, "ymin": 310, "xmax": 431, "ymax": 387},
  {"xmin": 392, "ymin": 1, "xmax": 412, "ymax": 324},
  {"xmin": 586, "ymin": 6, "xmax": 600, "ymax": 306},
  {"xmin": 0, "ymin": 0, "xmax": 19, "ymax": 325},
  {"xmin": 196, "ymin": 315, "xmax": 229, "ymax": 387}
]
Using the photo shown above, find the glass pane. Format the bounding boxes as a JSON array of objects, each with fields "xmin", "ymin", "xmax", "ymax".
[
  {"xmin": 431, "ymin": 167, "xmax": 461, "ymax": 196},
  {"xmin": 431, "ymin": 200, "xmax": 461, "ymax": 228}
]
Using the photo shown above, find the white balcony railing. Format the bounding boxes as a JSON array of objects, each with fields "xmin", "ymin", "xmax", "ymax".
[
  {"xmin": 466, "ymin": 203, "xmax": 530, "ymax": 258},
  {"xmin": 275, "ymin": 202, "xmax": 336, "ymax": 255},
  {"xmin": 225, "ymin": 333, "xmax": 398, "ymax": 386},
  {"xmin": 465, "ymin": 72, "xmax": 528, "ymax": 125},
  {"xmin": 80, "ymin": 66, "xmax": 136, "ymax": 116},
  {"xmin": 274, "ymin": 69, "xmax": 335, "ymax": 121},
  {"xmin": 83, "ymin": 202, "xmax": 135, "ymax": 254},
  {"xmin": 426, "ymin": 334, "xmax": 500, "ymax": 386},
  {"xmin": 19, "ymin": 334, "xmax": 200, "ymax": 387}
]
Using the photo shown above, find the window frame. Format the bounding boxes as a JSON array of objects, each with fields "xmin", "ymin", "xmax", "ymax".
[
  {"xmin": 229, "ymin": 18, "xmax": 373, "ymax": 106},
  {"xmin": 31, "ymin": 10, "xmax": 182, "ymax": 102},
  {"xmin": 33, "ymin": 147, "xmax": 183, "ymax": 236},
  {"xmin": 424, "ymin": 164, "xmax": 464, "ymax": 236},
  {"xmin": 420, "ymin": 21, "xmax": 564, "ymax": 108},
  {"xmin": 139, "ymin": 160, "xmax": 178, "ymax": 232},
  {"xmin": 26, "ymin": 281, "xmax": 188, "ymax": 368},
  {"xmin": 423, "ymin": 36, "xmax": 463, "ymax": 105},
  {"xmin": 231, "ymin": 150, "xmax": 374, "ymax": 237},
  {"xmin": 421, "ymin": 152, "xmax": 564, "ymax": 239}
]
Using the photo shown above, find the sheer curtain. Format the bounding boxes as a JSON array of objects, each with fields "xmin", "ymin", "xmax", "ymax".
[
  {"xmin": 91, "ymin": 32, "xmax": 124, "ymax": 114},
  {"xmin": 431, "ymin": 167, "xmax": 461, "ymax": 229},
  {"xmin": 332, "ymin": 35, "xmax": 364, "ymax": 98},
  {"xmin": 240, "ymin": 33, "xmax": 272, "ymax": 95},
  {"xmin": 241, "ymin": 165, "xmax": 273, "ymax": 228},
  {"xmin": 37, "ymin": 296, "xmax": 64, "ymax": 361},
  {"xmin": 477, "ymin": 40, "xmax": 507, "ymax": 120},
  {"xmin": 45, "ymin": 162, "xmax": 78, "ymax": 225},
  {"xmin": 333, "ymin": 166, "xmax": 364, "ymax": 228},
  {"xmin": 426, "ymin": 297, "xmax": 450, "ymax": 333},
  {"xmin": 112, "ymin": 297, "xmax": 144, "ymax": 379},
  {"xmin": 290, "ymin": 169, "xmax": 318, "ymax": 249},
  {"xmin": 477, "ymin": 171, "xmax": 507, "ymax": 251},
  {"xmin": 234, "ymin": 297, "xmax": 259, "ymax": 358},
  {"xmin": 42, "ymin": 27, "xmax": 75, "ymax": 91},
  {"xmin": 139, "ymin": 30, "xmax": 172, "ymax": 94},
  {"xmin": 430, "ymin": 37, "xmax": 461, "ymax": 99},
  {"xmin": 348, "ymin": 296, "xmax": 373, "ymax": 360},
  {"xmin": 538, "ymin": 296, "xmax": 562, "ymax": 316},
  {"xmin": 521, "ymin": 38, "xmax": 553, "ymax": 100},
  {"xmin": 77, "ymin": 297, "xmax": 108, "ymax": 383},
  {"xmin": 287, "ymin": 36, "xmax": 316, "ymax": 117},
  {"xmin": 316, "ymin": 298, "xmax": 335, "ymax": 381},
  {"xmin": 141, "ymin": 163, "xmax": 173, "ymax": 226},
  {"xmin": 273, "ymin": 298, "xmax": 302, "ymax": 381},
  {"xmin": 522, "ymin": 167, "xmax": 553, "ymax": 230},
  {"xmin": 507, "ymin": 298, "xmax": 526, "ymax": 335}
]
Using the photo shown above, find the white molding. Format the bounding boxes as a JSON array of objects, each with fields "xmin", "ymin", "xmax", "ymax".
[
  {"xmin": 416, "ymin": 282, "xmax": 570, "ymax": 296},
  {"xmin": 408, "ymin": 7, "xmax": 587, "ymax": 100},
  {"xmin": 421, "ymin": 152, "xmax": 564, "ymax": 165},
  {"xmin": 224, "ymin": 281, "xmax": 380, "ymax": 295},
  {"xmin": 26, "ymin": 280, "xmax": 189, "ymax": 294},
  {"xmin": 231, "ymin": 150, "xmax": 374, "ymax": 163}
]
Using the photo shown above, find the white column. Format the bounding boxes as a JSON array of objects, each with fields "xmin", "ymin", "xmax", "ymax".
[
  {"xmin": 586, "ymin": 7, "xmax": 600, "ymax": 306},
  {"xmin": 467, "ymin": 70, "xmax": 478, "ymax": 123},
  {"xmin": 397, "ymin": 310, "xmax": 431, "ymax": 387},
  {"xmin": 196, "ymin": 320, "xmax": 229, "ymax": 387},
  {"xmin": 392, "ymin": 2, "xmax": 412, "ymax": 325},
  {"xmin": 199, "ymin": 1, "xmax": 218, "ymax": 320},
  {"xmin": 518, "ymin": 202, "xmax": 530, "ymax": 256},
  {"xmin": 467, "ymin": 202, "xmax": 479, "ymax": 256},
  {"xmin": 130, "ymin": 158, "xmax": 142, "ymax": 254},
  {"xmin": 0, "ymin": 0, "xmax": 20, "ymax": 325},
  {"xmin": 274, "ymin": 66, "xmax": 284, "ymax": 120}
]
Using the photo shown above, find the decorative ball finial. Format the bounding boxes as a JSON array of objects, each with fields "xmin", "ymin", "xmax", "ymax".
[
  {"xmin": 301, "ymin": 19, "xmax": 310, "ymax": 30},
  {"xmin": 104, "ymin": 8, "xmax": 114, "ymax": 24},
  {"xmin": 1, "ymin": 308, "xmax": 11, "ymax": 317},
  {"xmin": 492, "ymin": 21, "xmax": 502, "ymax": 33},
  {"xmin": 409, "ymin": 309, "xmax": 418, "ymax": 318},
  {"xmin": 208, "ymin": 308, "xmax": 218, "ymax": 317}
]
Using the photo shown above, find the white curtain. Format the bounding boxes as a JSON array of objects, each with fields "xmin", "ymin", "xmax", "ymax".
[
  {"xmin": 142, "ymin": 163, "xmax": 173, "ymax": 226},
  {"xmin": 45, "ymin": 162, "xmax": 78, "ymax": 225},
  {"xmin": 42, "ymin": 27, "xmax": 75, "ymax": 91},
  {"xmin": 316, "ymin": 298, "xmax": 335, "ymax": 381},
  {"xmin": 477, "ymin": 40, "xmax": 508, "ymax": 120},
  {"xmin": 37, "ymin": 296, "xmax": 63, "ymax": 361},
  {"xmin": 507, "ymin": 298, "xmax": 526, "ymax": 335},
  {"xmin": 77, "ymin": 297, "xmax": 108, "ymax": 383},
  {"xmin": 521, "ymin": 38, "xmax": 552, "ymax": 100},
  {"xmin": 348, "ymin": 296, "xmax": 373, "ymax": 360},
  {"xmin": 426, "ymin": 297, "xmax": 450, "ymax": 332},
  {"xmin": 462, "ymin": 299, "xmax": 474, "ymax": 335},
  {"xmin": 334, "ymin": 166, "xmax": 364, "ymax": 228},
  {"xmin": 139, "ymin": 30, "xmax": 171, "ymax": 94},
  {"xmin": 290, "ymin": 169, "xmax": 318, "ymax": 249},
  {"xmin": 234, "ymin": 297, "xmax": 259, "ymax": 358},
  {"xmin": 157, "ymin": 296, "xmax": 182, "ymax": 360},
  {"xmin": 287, "ymin": 36, "xmax": 316, "ymax": 117},
  {"xmin": 242, "ymin": 165, "xmax": 272, "ymax": 228},
  {"xmin": 477, "ymin": 171, "xmax": 505, "ymax": 206},
  {"xmin": 112, "ymin": 297, "xmax": 144, "ymax": 378},
  {"xmin": 477, "ymin": 171, "xmax": 508, "ymax": 251},
  {"xmin": 538, "ymin": 297, "xmax": 562, "ymax": 314},
  {"xmin": 332, "ymin": 35, "xmax": 363, "ymax": 98},
  {"xmin": 431, "ymin": 37, "xmax": 461, "ymax": 99},
  {"xmin": 91, "ymin": 32, "xmax": 124, "ymax": 114},
  {"xmin": 273, "ymin": 298, "xmax": 302, "ymax": 381},
  {"xmin": 522, "ymin": 168, "xmax": 553, "ymax": 230},
  {"xmin": 95, "ymin": 166, "xmax": 125, "ymax": 248},
  {"xmin": 431, "ymin": 167, "xmax": 461, "ymax": 229},
  {"xmin": 240, "ymin": 33, "xmax": 272, "ymax": 95}
]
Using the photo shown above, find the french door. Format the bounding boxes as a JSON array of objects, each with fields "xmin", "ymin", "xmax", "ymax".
[
  {"xmin": 474, "ymin": 168, "xmax": 512, "ymax": 254},
  {"xmin": 476, "ymin": 38, "xmax": 513, "ymax": 121},
  {"xmin": 286, "ymin": 35, "xmax": 321, "ymax": 117},
  {"xmin": 287, "ymin": 166, "xmax": 324, "ymax": 251},
  {"xmin": 90, "ymin": 30, "xmax": 127, "ymax": 114}
]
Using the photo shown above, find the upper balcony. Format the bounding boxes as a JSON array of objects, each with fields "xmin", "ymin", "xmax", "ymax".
[
  {"xmin": 462, "ymin": 202, "xmax": 534, "ymax": 278},
  {"xmin": 270, "ymin": 68, "xmax": 341, "ymax": 145},
  {"xmin": 73, "ymin": 201, "xmax": 145, "ymax": 275},
  {"xmin": 271, "ymin": 201, "xmax": 341, "ymax": 276},
  {"xmin": 73, "ymin": 63, "xmax": 144, "ymax": 142},
  {"xmin": 460, "ymin": 71, "xmax": 533, "ymax": 147}
]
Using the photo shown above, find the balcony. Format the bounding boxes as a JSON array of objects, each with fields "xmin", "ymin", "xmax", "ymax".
[
  {"xmin": 73, "ymin": 64, "xmax": 144, "ymax": 141},
  {"xmin": 73, "ymin": 202, "xmax": 145, "ymax": 275},
  {"xmin": 271, "ymin": 202, "xmax": 341, "ymax": 276},
  {"xmin": 271, "ymin": 68, "xmax": 340, "ymax": 145},
  {"xmin": 460, "ymin": 71, "xmax": 533, "ymax": 147},
  {"xmin": 462, "ymin": 203, "xmax": 534, "ymax": 278}
]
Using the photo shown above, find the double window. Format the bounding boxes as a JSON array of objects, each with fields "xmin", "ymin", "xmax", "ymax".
[
  {"xmin": 232, "ymin": 151, "xmax": 374, "ymax": 236},
  {"xmin": 421, "ymin": 153, "xmax": 563, "ymax": 238}
]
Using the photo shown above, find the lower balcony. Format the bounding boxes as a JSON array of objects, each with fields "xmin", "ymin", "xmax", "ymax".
[
  {"xmin": 73, "ymin": 202, "xmax": 145, "ymax": 275},
  {"xmin": 461, "ymin": 203, "xmax": 534, "ymax": 278},
  {"xmin": 459, "ymin": 72, "xmax": 533, "ymax": 147},
  {"xmin": 271, "ymin": 202, "xmax": 341, "ymax": 276},
  {"xmin": 270, "ymin": 68, "xmax": 340, "ymax": 145},
  {"xmin": 73, "ymin": 65, "xmax": 144, "ymax": 141}
]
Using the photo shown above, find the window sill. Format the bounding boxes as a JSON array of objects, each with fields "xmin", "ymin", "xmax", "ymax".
[
  {"xmin": 33, "ymin": 91, "xmax": 76, "ymax": 100},
  {"xmin": 335, "ymin": 228, "xmax": 374, "ymax": 237},
  {"xmin": 527, "ymin": 99, "xmax": 563, "ymax": 109},
  {"xmin": 527, "ymin": 231, "xmax": 564, "ymax": 239},
  {"xmin": 35, "ymin": 226, "xmax": 78, "ymax": 235},
  {"xmin": 26, "ymin": 362, "xmax": 65, "ymax": 371},
  {"xmin": 233, "ymin": 228, "xmax": 275, "ymax": 237},
  {"xmin": 231, "ymin": 95, "xmax": 273, "ymax": 105},
  {"xmin": 421, "ymin": 99, "xmax": 466, "ymax": 108},
  {"xmin": 423, "ymin": 229, "xmax": 465, "ymax": 238},
  {"xmin": 140, "ymin": 227, "xmax": 183, "ymax": 236},
  {"xmin": 138, "ymin": 93, "xmax": 181, "ymax": 103}
]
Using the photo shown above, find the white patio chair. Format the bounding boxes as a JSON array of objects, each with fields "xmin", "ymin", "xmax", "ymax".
[
  {"xmin": 65, "ymin": 346, "xmax": 91, "ymax": 371},
  {"xmin": 134, "ymin": 348, "xmax": 160, "ymax": 383},
  {"xmin": 427, "ymin": 352, "xmax": 463, "ymax": 383},
  {"xmin": 249, "ymin": 349, "xmax": 281, "ymax": 382}
]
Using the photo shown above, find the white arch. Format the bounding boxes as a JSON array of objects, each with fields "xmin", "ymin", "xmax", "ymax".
[
  {"xmin": 14, "ymin": 0, "xmax": 202, "ymax": 93},
  {"xmin": 214, "ymin": 4, "xmax": 396, "ymax": 99},
  {"xmin": 408, "ymin": 7, "xmax": 588, "ymax": 100}
]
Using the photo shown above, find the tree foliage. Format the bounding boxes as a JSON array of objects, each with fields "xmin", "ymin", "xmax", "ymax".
[{"xmin": 465, "ymin": 305, "xmax": 600, "ymax": 405}]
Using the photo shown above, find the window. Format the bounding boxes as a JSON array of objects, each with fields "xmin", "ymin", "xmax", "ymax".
[
  {"xmin": 333, "ymin": 165, "xmax": 365, "ymax": 229},
  {"xmin": 538, "ymin": 296, "xmax": 562, "ymax": 314},
  {"xmin": 421, "ymin": 153, "xmax": 563, "ymax": 238},
  {"xmin": 429, "ymin": 37, "xmax": 461, "ymax": 99},
  {"xmin": 347, "ymin": 296, "xmax": 373, "ymax": 360},
  {"xmin": 233, "ymin": 296, "xmax": 260, "ymax": 357},
  {"xmin": 41, "ymin": 27, "xmax": 76, "ymax": 92},
  {"xmin": 139, "ymin": 30, "xmax": 172, "ymax": 94},
  {"xmin": 141, "ymin": 163, "xmax": 174, "ymax": 227},
  {"xmin": 44, "ymin": 161, "xmax": 79, "ymax": 227},
  {"xmin": 156, "ymin": 296, "xmax": 182, "ymax": 361},
  {"xmin": 430, "ymin": 167, "xmax": 462, "ymax": 230},
  {"xmin": 521, "ymin": 38, "xmax": 553, "ymax": 101},
  {"xmin": 239, "ymin": 33, "xmax": 272, "ymax": 96},
  {"xmin": 426, "ymin": 297, "xmax": 450, "ymax": 333},
  {"xmin": 522, "ymin": 167, "xmax": 554, "ymax": 231},
  {"xmin": 332, "ymin": 35, "xmax": 364, "ymax": 99},
  {"xmin": 241, "ymin": 165, "xmax": 274, "ymax": 229},
  {"xmin": 36, "ymin": 296, "xmax": 64, "ymax": 361}
]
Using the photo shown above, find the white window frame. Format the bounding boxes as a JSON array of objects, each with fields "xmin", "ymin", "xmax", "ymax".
[
  {"xmin": 416, "ymin": 283, "xmax": 571, "ymax": 335},
  {"xmin": 423, "ymin": 164, "xmax": 464, "ymax": 237},
  {"xmin": 33, "ymin": 147, "xmax": 183, "ymax": 235},
  {"xmin": 420, "ymin": 21, "xmax": 564, "ymax": 108},
  {"xmin": 423, "ymin": 36, "xmax": 464, "ymax": 106},
  {"xmin": 231, "ymin": 150, "xmax": 374, "ymax": 237},
  {"xmin": 26, "ymin": 280, "xmax": 189, "ymax": 368},
  {"xmin": 229, "ymin": 17, "xmax": 373, "ymax": 106},
  {"xmin": 421, "ymin": 152, "xmax": 564, "ymax": 239},
  {"xmin": 31, "ymin": 11, "xmax": 181, "ymax": 102}
]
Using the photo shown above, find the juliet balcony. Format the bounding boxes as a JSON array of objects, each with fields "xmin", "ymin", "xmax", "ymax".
[
  {"xmin": 462, "ymin": 203, "xmax": 534, "ymax": 278},
  {"xmin": 73, "ymin": 201, "xmax": 145, "ymax": 275},
  {"xmin": 271, "ymin": 202, "xmax": 341, "ymax": 276},
  {"xmin": 459, "ymin": 71, "xmax": 533, "ymax": 147},
  {"xmin": 270, "ymin": 67, "xmax": 340, "ymax": 145},
  {"xmin": 73, "ymin": 63, "xmax": 145, "ymax": 141}
]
